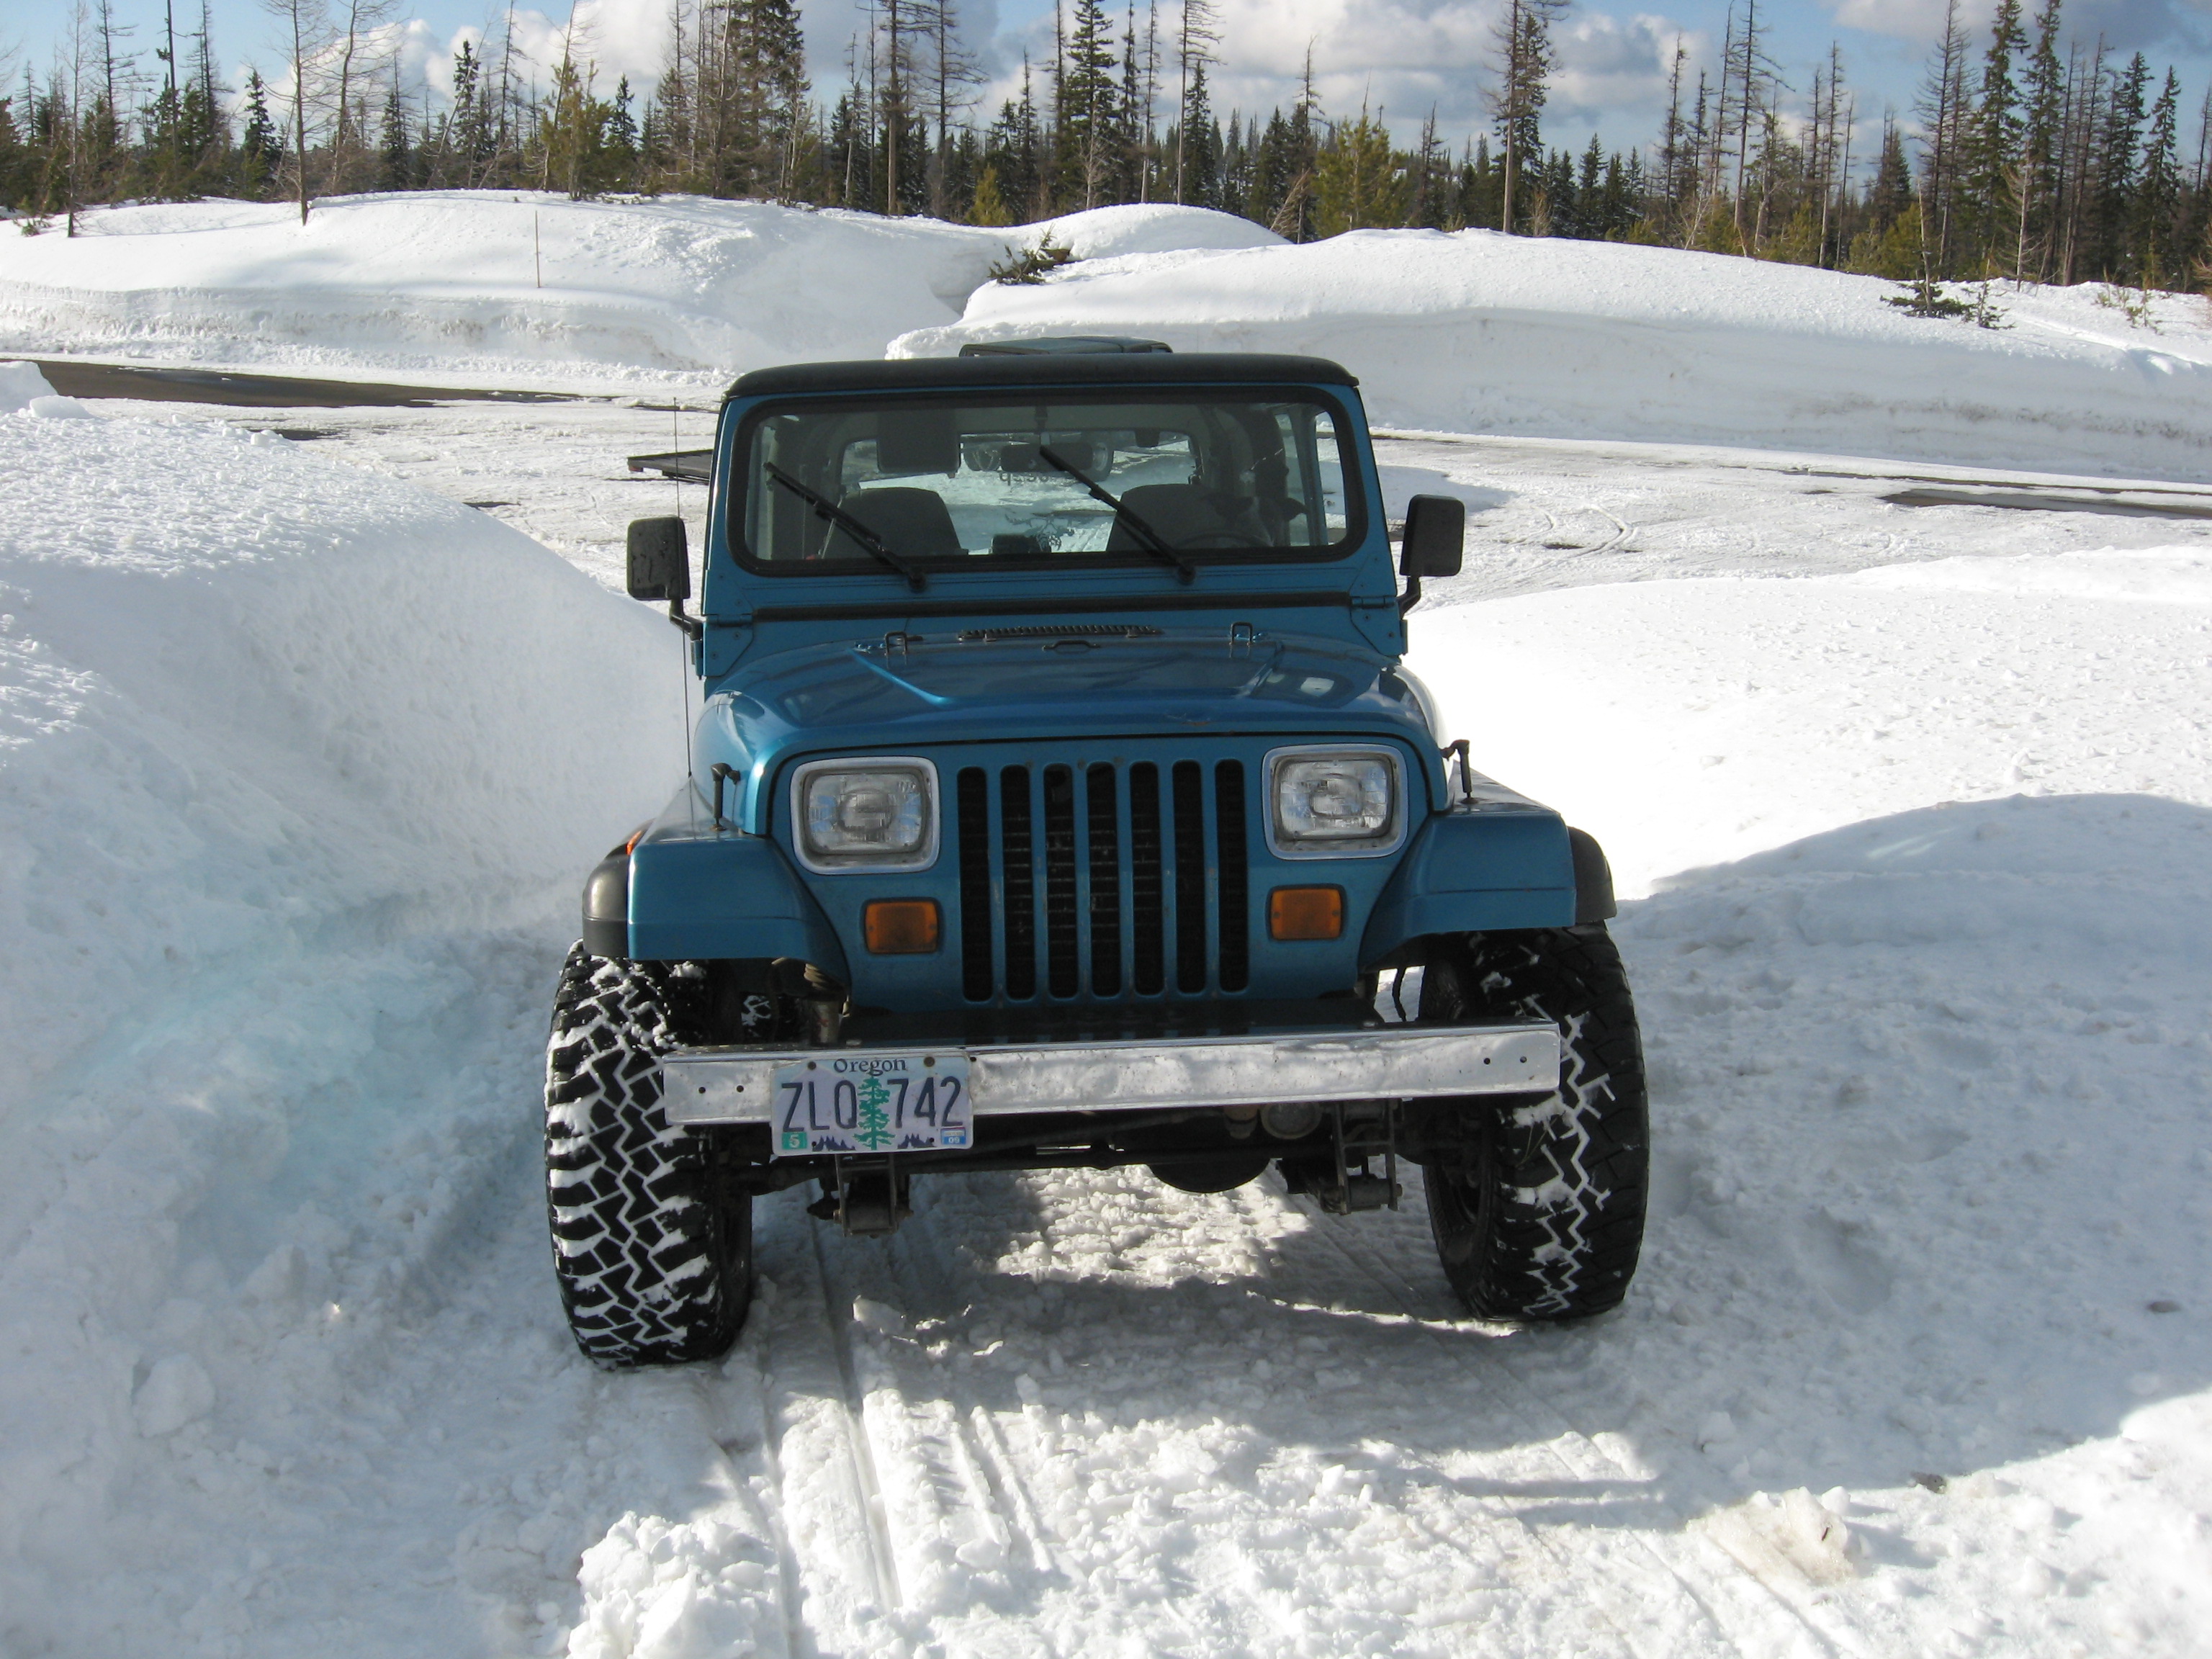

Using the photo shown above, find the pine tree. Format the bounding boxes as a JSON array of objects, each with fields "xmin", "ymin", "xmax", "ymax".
[
  {"xmin": 1270, "ymin": 50, "xmax": 1319, "ymax": 240},
  {"xmin": 607, "ymin": 76, "xmax": 639, "ymax": 187},
  {"xmin": 1058, "ymin": 0, "xmax": 1123, "ymax": 209},
  {"xmin": 2090, "ymin": 53, "xmax": 2150, "ymax": 280},
  {"xmin": 926, "ymin": 1, "xmax": 984, "ymax": 217},
  {"xmin": 2136, "ymin": 69, "xmax": 2183, "ymax": 282},
  {"xmin": 2016, "ymin": 0, "xmax": 2065, "ymax": 279},
  {"xmin": 1487, "ymin": 0, "xmax": 1565, "ymax": 233},
  {"xmin": 379, "ymin": 69, "xmax": 411, "ymax": 189},
  {"xmin": 1915, "ymin": 0, "xmax": 1974, "ymax": 274},
  {"xmin": 1172, "ymin": 0, "xmax": 1218, "ymax": 204},
  {"xmin": 1966, "ymin": 0, "xmax": 2026, "ymax": 273},
  {"xmin": 982, "ymin": 59, "xmax": 1045, "ymax": 220},
  {"xmin": 1313, "ymin": 103, "xmax": 1406, "ymax": 235},
  {"xmin": 968, "ymin": 159, "xmax": 1012, "ymax": 223},
  {"xmin": 240, "ymin": 68, "xmax": 279, "ymax": 196}
]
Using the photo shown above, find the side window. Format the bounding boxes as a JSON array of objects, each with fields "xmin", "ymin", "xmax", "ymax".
[{"xmin": 1269, "ymin": 405, "xmax": 1345, "ymax": 549}]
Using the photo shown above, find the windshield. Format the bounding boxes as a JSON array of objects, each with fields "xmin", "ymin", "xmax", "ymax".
[{"xmin": 732, "ymin": 392, "xmax": 1359, "ymax": 575}]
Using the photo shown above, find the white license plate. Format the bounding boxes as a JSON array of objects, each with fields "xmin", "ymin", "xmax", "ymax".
[{"xmin": 770, "ymin": 1053, "xmax": 972, "ymax": 1157}]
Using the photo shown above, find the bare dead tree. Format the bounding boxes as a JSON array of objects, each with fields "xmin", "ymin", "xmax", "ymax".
[{"xmin": 263, "ymin": 0, "xmax": 329, "ymax": 222}]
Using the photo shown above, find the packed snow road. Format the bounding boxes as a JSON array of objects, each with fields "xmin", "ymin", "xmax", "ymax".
[{"xmin": 3, "ymin": 377, "xmax": 2208, "ymax": 1658}]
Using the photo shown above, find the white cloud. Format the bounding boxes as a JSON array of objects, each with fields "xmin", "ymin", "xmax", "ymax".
[
  {"xmin": 960, "ymin": 0, "xmax": 1695, "ymax": 143},
  {"xmin": 1825, "ymin": 0, "xmax": 2212, "ymax": 51}
]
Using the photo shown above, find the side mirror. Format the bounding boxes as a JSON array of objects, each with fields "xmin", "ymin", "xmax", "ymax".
[
  {"xmin": 626, "ymin": 516, "xmax": 691, "ymax": 603},
  {"xmin": 1399, "ymin": 495, "xmax": 1465, "ymax": 578},
  {"xmin": 1396, "ymin": 495, "xmax": 1465, "ymax": 616}
]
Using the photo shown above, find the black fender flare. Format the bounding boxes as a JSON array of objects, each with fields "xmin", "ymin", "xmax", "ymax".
[
  {"xmin": 581, "ymin": 827, "xmax": 647, "ymax": 958},
  {"xmin": 1568, "ymin": 827, "xmax": 1617, "ymax": 925}
]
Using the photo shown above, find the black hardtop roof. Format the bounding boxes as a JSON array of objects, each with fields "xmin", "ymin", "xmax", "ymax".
[{"xmin": 725, "ymin": 351, "xmax": 1357, "ymax": 401}]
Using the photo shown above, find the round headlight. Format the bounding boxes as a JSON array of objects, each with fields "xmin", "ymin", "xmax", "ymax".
[
  {"xmin": 1271, "ymin": 752, "xmax": 1398, "ymax": 850},
  {"xmin": 798, "ymin": 765, "xmax": 935, "ymax": 866}
]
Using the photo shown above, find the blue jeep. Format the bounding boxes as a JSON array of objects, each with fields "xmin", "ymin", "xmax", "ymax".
[{"xmin": 546, "ymin": 345, "xmax": 1647, "ymax": 1366}]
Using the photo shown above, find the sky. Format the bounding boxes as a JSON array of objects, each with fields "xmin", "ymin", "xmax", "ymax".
[{"xmin": 6, "ymin": 0, "xmax": 2211, "ymax": 174}]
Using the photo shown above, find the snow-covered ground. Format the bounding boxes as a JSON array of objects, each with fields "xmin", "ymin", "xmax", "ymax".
[{"xmin": 3, "ymin": 197, "xmax": 2211, "ymax": 1657}]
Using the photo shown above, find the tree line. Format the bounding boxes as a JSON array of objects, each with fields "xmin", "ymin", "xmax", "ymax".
[{"xmin": 2, "ymin": 0, "xmax": 2204, "ymax": 293}]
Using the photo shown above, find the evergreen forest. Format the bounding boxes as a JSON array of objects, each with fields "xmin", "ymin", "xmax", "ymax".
[{"xmin": 5, "ymin": 0, "xmax": 2206, "ymax": 294}]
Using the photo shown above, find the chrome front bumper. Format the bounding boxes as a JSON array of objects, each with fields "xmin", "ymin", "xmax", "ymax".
[{"xmin": 661, "ymin": 1023, "xmax": 1559, "ymax": 1128}]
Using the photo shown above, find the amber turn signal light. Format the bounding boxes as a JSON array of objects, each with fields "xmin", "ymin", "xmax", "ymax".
[
  {"xmin": 863, "ymin": 899, "xmax": 940, "ymax": 954},
  {"xmin": 1267, "ymin": 886, "xmax": 1344, "ymax": 941}
]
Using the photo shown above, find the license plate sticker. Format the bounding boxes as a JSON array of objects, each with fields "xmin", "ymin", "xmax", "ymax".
[{"xmin": 770, "ymin": 1053, "xmax": 972, "ymax": 1157}]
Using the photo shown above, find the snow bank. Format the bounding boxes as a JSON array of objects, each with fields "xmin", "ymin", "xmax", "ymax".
[
  {"xmin": 0, "ymin": 194, "xmax": 1272, "ymax": 390},
  {"xmin": 1032, "ymin": 202, "xmax": 1283, "ymax": 258},
  {"xmin": 895, "ymin": 229, "xmax": 2212, "ymax": 482},
  {"xmin": 0, "ymin": 366, "xmax": 678, "ymax": 1105},
  {"xmin": 0, "ymin": 372, "xmax": 685, "ymax": 1636},
  {"xmin": 0, "ymin": 356, "xmax": 90, "ymax": 418}
]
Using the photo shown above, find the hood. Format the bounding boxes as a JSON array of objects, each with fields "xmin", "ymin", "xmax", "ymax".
[{"xmin": 696, "ymin": 627, "xmax": 1442, "ymax": 832}]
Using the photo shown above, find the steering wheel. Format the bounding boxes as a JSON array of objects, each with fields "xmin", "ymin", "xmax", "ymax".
[{"xmin": 1174, "ymin": 530, "xmax": 1263, "ymax": 549}]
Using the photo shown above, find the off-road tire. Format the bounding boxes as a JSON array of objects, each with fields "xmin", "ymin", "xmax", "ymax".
[
  {"xmin": 1419, "ymin": 926, "xmax": 1648, "ymax": 1321},
  {"xmin": 544, "ymin": 944, "xmax": 752, "ymax": 1367}
]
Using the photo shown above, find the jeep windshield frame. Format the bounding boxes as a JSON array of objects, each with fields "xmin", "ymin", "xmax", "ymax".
[{"xmin": 726, "ymin": 387, "xmax": 1367, "ymax": 581}]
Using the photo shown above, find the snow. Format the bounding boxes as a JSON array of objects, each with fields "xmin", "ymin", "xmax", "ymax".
[
  {"xmin": 0, "ymin": 194, "xmax": 1277, "ymax": 391},
  {"xmin": 2, "ymin": 198, "xmax": 2211, "ymax": 1658},
  {"xmin": 893, "ymin": 227, "xmax": 2212, "ymax": 482}
]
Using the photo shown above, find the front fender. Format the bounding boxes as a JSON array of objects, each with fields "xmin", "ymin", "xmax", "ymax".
[
  {"xmin": 598, "ymin": 788, "xmax": 850, "ymax": 976},
  {"xmin": 1360, "ymin": 805, "xmax": 1580, "ymax": 963}
]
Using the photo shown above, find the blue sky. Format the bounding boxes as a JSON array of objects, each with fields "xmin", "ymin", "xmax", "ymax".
[{"xmin": 6, "ymin": 0, "xmax": 2209, "ymax": 171}]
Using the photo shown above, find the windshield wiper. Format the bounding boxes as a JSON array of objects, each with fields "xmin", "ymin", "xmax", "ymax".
[
  {"xmin": 1035, "ymin": 445, "xmax": 1196, "ymax": 585},
  {"xmin": 765, "ymin": 464, "xmax": 925, "ymax": 592}
]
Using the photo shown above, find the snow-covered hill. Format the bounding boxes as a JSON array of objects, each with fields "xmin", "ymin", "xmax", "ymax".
[
  {"xmin": 9, "ymin": 192, "xmax": 2204, "ymax": 481},
  {"xmin": 896, "ymin": 228, "xmax": 2212, "ymax": 482},
  {"xmin": 0, "ymin": 194, "xmax": 1272, "ymax": 390}
]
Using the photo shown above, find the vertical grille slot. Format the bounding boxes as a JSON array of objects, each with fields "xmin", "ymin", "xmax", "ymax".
[
  {"xmin": 1086, "ymin": 764, "xmax": 1123, "ymax": 996},
  {"xmin": 1213, "ymin": 760, "xmax": 1250, "ymax": 993},
  {"xmin": 956, "ymin": 768, "xmax": 994, "ymax": 1001},
  {"xmin": 1043, "ymin": 764, "xmax": 1079, "ymax": 998},
  {"xmin": 999, "ymin": 766, "xmax": 1036, "ymax": 999},
  {"xmin": 1171, "ymin": 760, "xmax": 1209, "ymax": 994},
  {"xmin": 1128, "ymin": 763, "xmax": 1165, "ymax": 995}
]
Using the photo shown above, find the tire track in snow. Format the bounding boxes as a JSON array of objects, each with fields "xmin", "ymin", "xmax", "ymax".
[
  {"xmin": 825, "ymin": 1190, "xmax": 1062, "ymax": 1606},
  {"xmin": 879, "ymin": 1183, "xmax": 1064, "ymax": 1581},
  {"xmin": 1223, "ymin": 1178, "xmax": 1684, "ymax": 1659},
  {"xmin": 1303, "ymin": 1187, "xmax": 1842, "ymax": 1659},
  {"xmin": 741, "ymin": 1193, "xmax": 907, "ymax": 1656},
  {"xmin": 807, "ymin": 1223, "xmax": 907, "ymax": 1618}
]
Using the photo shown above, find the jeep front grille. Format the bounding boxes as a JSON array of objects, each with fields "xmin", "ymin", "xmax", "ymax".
[{"xmin": 956, "ymin": 758, "xmax": 1250, "ymax": 1002}]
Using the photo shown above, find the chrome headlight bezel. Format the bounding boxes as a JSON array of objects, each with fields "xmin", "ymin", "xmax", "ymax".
[
  {"xmin": 1262, "ymin": 744, "xmax": 1407, "ymax": 860},
  {"xmin": 788, "ymin": 756, "xmax": 941, "ymax": 873}
]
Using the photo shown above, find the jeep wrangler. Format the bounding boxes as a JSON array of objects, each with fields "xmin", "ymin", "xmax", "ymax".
[{"xmin": 547, "ymin": 345, "xmax": 1647, "ymax": 1366}]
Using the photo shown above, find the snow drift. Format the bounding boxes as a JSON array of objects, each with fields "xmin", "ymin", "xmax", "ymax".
[
  {"xmin": 0, "ymin": 365, "xmax": 685, "ymax": 1641},
  {"xmin": 0, "ymin": 364, "xmax": 679, "ymax": 1106},
  {"xmin": 895, "ymin": 228, "xmax": 2212, "ymax": 482},
  {"xmin": 0, "ymin": 195, "xmax": 1273, "ymax": 390}
]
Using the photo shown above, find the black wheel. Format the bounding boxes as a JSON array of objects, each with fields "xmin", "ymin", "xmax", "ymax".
[
  {"xmin": 1417, "ymin": 927, "xmax": 1649, "ymax": 1321},
  {"xmin": 544, "ymin": 944, "xmax": 753, "ymax": 1367}
]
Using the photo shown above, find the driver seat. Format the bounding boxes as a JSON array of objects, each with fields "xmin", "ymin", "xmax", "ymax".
[
  {"xmin": 1104, "ymin": 483, "xmax": 1251, "ymax": 552},
  {"xmin": 824, "ymin": 487, "xmax": 964, "ymax": 559}
]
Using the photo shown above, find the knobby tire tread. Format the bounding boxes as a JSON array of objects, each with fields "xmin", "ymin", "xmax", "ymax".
[
  {"xmin": 1421, "ymin": 926, "xmax": 1650, "ymax": 1321},
  {"xmin": 544, "ymin": 943, "xmax": 751, "ymax": 1367}
]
